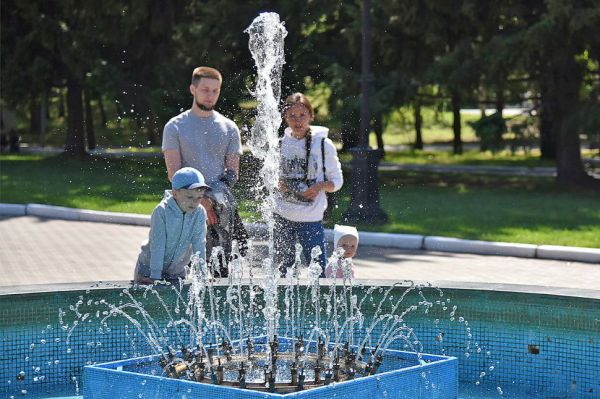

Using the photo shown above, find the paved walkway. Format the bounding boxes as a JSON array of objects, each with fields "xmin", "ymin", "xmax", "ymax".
[{"xmin": 1, "ymin": 215, "xmax": 599, "ymax": 298}]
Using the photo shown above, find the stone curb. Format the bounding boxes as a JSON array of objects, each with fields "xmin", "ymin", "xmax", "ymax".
[
  {"xmin": 0, "ymin": 203, "xmax": 27, "ymax": 216},
  {"xmin": 26, "ymin": 204, "xmax": 150, "ymax": 226},
  {"xmin": 424, "ymin": 236, "xmax": 537, "ymax": 258},
  {"xmin": 537, "ymin": 245, "xmax": 600, "ymax": 263},
  {"xmin": 1, "ymin": 203, "xmax": 598, "ymax": 264}
]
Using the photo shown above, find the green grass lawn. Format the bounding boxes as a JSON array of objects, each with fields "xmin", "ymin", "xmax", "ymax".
[
  {"xmin": 330, "ymin": 171, "xmax": 600, "ymax": 248},
  {"xmin": 1, "ymin": 154, "xmax": 599, "ymax": 248},
  {"xmin": 381, "ymin": 149, "xmax": 556, "ymax": 167},
  {"xmin": 0, "ymin": 154, "xmax": 166, "ymax": 214},
  {"xmin": 370, "ymin": 108, "xmax": 481, "ymax": 147}
]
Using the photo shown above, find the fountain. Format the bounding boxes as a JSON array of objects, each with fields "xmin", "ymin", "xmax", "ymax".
[
  {"xmin": 80, "ymin": 251, "xmax": 458, "ymax": 397},
  {"xmin": 72, "ymin": 12, "xmax": 462, "ymax": 398},
  {"xmin": 6, "ymin": 11, "xmax": 599, "ymax": 399}
]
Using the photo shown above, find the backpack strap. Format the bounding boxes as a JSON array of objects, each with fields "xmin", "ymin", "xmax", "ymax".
[{"xmin": 321, "ymin": 138, "xmax": 328, "ymax": 181}]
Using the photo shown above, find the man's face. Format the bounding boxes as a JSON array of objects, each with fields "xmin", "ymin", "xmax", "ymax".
[
  {"xmin": 337, "ymin": 235, "xmax": 358, "ymax": 258},
  {"xmin": 172, "ymin": 188, "xmax": 206, "ymax": 213},
  {"xmin": 190, "ymin": 77, "xmax": 221, "ymax": 111}
]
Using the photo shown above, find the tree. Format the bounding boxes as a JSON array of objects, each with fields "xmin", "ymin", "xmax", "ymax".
[{"xmin": 509, "ymin": 0, "xmax": 600, "ymax": 186}]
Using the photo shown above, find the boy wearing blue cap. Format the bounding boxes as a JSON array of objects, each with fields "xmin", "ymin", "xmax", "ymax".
[{"xmin": 134, "ymin": 167, "xmax": 209, "ymax": 284}]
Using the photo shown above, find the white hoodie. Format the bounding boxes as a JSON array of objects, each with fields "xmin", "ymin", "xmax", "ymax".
[{"xmin": 274, "ymin": 126, "xmax": 343, "ymax": 222}]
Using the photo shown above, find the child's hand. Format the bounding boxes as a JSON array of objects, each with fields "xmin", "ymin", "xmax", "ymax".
[
  {"xmin": 278, "ymin": 179, "xmax": 289, "ymax": 193},
  {"xmin": 301, "ymin": 182, "xmax": 325, "ymax": 200},
  {"xmin": 200, "ymin": 197, "xmax": 218, "ymax": 225}
]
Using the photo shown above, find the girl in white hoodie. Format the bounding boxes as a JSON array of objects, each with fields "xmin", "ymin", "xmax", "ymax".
[{"xmin": 274, "ymin": 93, "xmax": 344, "ymax": 277}]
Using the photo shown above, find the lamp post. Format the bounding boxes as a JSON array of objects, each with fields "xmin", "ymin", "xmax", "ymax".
[{"xmin": 343, "ymin": 0, "xmax": 388, "ymax": 224}]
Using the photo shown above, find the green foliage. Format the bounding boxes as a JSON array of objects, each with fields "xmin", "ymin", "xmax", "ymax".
[
  {"xmin": 468, "ymin": 113, "xmax": 507, "ymax": 153},
  {"xmin": 1, "ymin": 0, "xmax": 599, "ymax": 183}
]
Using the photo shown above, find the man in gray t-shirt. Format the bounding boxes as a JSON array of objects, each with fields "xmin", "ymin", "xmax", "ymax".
[
  {"xmin": 162, "ymin": 66, "xmax": 247, "ymax": 275},
  {"xmin": 162, "ymin": 109, "xmax": 241, "ymax": 185}
]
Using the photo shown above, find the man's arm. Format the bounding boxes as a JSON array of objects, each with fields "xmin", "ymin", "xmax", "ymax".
[
  {"xmin": 222, "ymin": 154, "xmax": 240, "ymax": 187},
  {"xmin": 225, "ymin": 154, "xmax": 240, "ymax": 178},
  {"xmin": 164, "ymin": 149, "xmax": 182, "ymax": 181}
]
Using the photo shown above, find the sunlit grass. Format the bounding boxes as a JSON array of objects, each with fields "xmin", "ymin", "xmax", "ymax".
[
  {"xmin": 371, "ymin": 108, "xmax": 481, "ymax": 147},
  {"xmin": 329, "ymin": 171, "xmax": 600, "ymax": 248},
  {"xmin": 382, "ymin": 149, "xmax": 556, "ymax": 167}
]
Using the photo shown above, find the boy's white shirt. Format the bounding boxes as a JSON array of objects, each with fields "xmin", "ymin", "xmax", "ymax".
[{"xmin": 274, "ymin": 126, "xmax": 343, "ymax": 222}]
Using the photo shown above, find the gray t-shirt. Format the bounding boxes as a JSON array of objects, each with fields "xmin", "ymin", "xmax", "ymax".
[{"xmin": 162, "ymin": 110, "xmax": 242, "ymax": 184}]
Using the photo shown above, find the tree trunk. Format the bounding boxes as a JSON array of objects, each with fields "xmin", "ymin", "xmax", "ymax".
[
  {"xmin": 84, "ymin": 88, "xmax": 96, "ymax": 150},
  {"xmin": 539, "ymin": 79, "xmax": 557, "ymax": 160},
  {"xmin": 451, "ymin": 90, "xmax": 462, "ymax": 154},
  {"xmin": 115, "ymin": 100, "xmax": 123, "ymax": 126},
  {"xmin": 550, "ymin": 53, "xmax": 596, "ymax": 186},
  {"xmin": 146, "ymin": 125, "xmax": 155, "ymax": 146},
  {"xmin": 340, "ymin": 99, "xmax": 360, "ymax": 152},
  {"xmin": 96, "ymin": 93, "xmax": 107, "ymax": 127},
  {"xmin": 45, "ymin": 91, "xmax": 51, "ymax": 119},
  {"xmin": 372, "ymin": 114, "xmax": 385, "ymax": 153},
  {"xmin": 413, "ymin": 98, "xmax": 423, "ymax": 150},
  {"xmin": 64, "ymin": 76, "xmax": 86, "ymax": 156},
  {"xmin": 58, "ymin": 89, "xmax": 65, "ymax": 118},
  {"xmin": 495, "ymin": 85, "xmax": 504, "ymax": 117},
  {"xmin": 29, "ymin": 95, "xmax": 40, "ymax": 136},
  {"xmin": 40, "ymin": 99, "xmax": 47, "ymax": 147},
  {"xmin": 478, "ymin": 84, "xmax": 486, "ymax": 118}
]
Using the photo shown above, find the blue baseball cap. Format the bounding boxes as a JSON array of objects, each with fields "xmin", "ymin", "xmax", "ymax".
[{"xmin": 172, "ymin": 167, "xmax": 210, "ymax": 190}]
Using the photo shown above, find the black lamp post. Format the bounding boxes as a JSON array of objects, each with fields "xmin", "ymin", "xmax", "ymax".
[{"xmin": 343, "ymin": 0, "xmax": 388, "ymax": 224}]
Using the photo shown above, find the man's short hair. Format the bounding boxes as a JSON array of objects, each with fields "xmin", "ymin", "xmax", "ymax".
[{"xmin": 192, "ymin": 66, "xmax": 223, "ymax": 86}]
